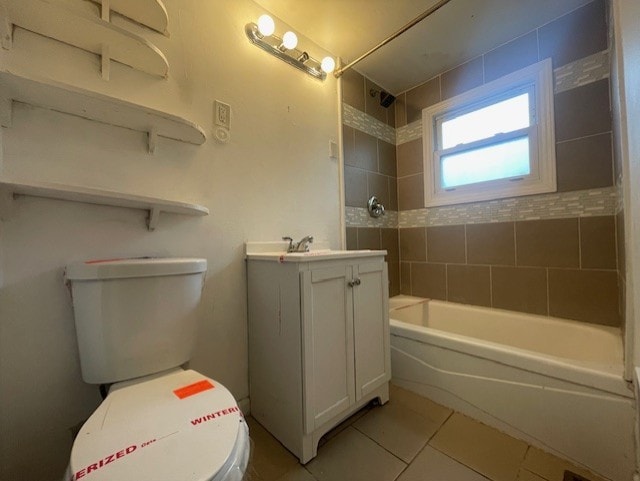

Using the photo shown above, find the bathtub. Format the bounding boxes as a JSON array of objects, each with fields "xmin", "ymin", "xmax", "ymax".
[{"xmin": 389, "ymin": 296, "xmax": 635, "ymax": 481}]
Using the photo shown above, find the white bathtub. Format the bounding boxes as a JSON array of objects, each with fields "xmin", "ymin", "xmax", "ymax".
[{"xmin": 389, "ymin": 296, "xmax": 635, "ymax": 481}]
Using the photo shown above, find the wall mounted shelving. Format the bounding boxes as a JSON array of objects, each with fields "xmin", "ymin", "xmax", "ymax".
[
  {"xmin": 0, "ymin": 180, "xmax": 209, "ymax": 231},
  {"xmin": 0, "ymin": 1, "xmax": 208, "ymax": 231},
  {"xmin": 93, "ymin": 0, "xmax": 169, "ymax": 36},
  {"xmin": 0, "ymin": 69, "xmax": 206, "ymax": 152},
  {"xmin": 2, "ymin": 0, "xmax": 169, "ymax": 78}
]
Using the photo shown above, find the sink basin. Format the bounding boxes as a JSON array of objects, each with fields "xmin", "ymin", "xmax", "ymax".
[
  {"xmin": 284, "ymin": 249, "xmax": 376, "ymax": 257},
  {"xmin": 284, "ymin": 249, "xmax": 334, "ymax": 257},
  {"xmin": 246, "ymin": 249, "xmax": 386, "ymax": 262},
  {"xmin": 245, "ymin": 242, "xmax": 386, "ymax": 262}
]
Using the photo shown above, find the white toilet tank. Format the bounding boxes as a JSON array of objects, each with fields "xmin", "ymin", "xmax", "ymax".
[{"xmin": 65, "ymin": 258, "xmax": 207, "ymax": 384}]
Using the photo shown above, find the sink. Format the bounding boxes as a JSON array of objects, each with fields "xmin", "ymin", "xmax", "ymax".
[
  {"xmin": 245, "ymin": 242, "xmax": 386, "ymax": 262},
  {"xmin": 284, "ymin": 249, "xmax": 333, "ymax": 257},
  {"xmin": 284, "ymin": 249, "xmax": 374, "ymax": 257},
  {"xmin": 247, "ymin": 249, "xmax": 386, "ymax": 262}
]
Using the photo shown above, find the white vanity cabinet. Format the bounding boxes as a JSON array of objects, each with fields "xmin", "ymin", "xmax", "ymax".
[{"xmin": 246, "ymin": 248, "xmax": 390, "ymax": 463}]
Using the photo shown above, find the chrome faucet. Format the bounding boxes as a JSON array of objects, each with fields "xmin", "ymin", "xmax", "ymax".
[
  {"xmin": 295, "ymin": 235, "xmax": 314, "ymax": 252},
  {"xmin": 283, "ymin": 235, "xmax": 314, "ymax": 253}
]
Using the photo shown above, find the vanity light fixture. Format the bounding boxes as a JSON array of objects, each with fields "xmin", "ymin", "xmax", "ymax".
[
  {"xmin": 281, "ymin": 31, "xmax": 298, "ymax": 51},
  {"xmin": 320, "ymin": 56, "xmax": 336, "ymax": 74},
  {"xmin": 257, "ymin": 14, "xmax": 275, "ymax": 36},
  {"xmin": 245, "ymin": 14, "xmax": 335, "ymax": 81}
]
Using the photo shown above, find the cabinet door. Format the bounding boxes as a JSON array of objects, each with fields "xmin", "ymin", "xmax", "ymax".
[
  {"xmin": 301, "ymin": 265, "xmax": 355, "ymax": 433},
  {"xmin": 353, "ymin": 261, "xmax": 391, "ymax": 401}
]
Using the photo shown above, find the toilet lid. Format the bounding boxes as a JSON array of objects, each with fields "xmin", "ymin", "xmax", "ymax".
[{"xmin": 69, "ymin": 369, "xmax": 245, "ymax": 481}]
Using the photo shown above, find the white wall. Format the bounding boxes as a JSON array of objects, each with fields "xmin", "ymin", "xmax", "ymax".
[
  {"xmin": 612, "ymin": 0, "xmax": 640, "ymax": 374},
  {"xmin": 0, "ymin": 1, "xmax": 341, "ymax": 478},
  {"xmin": 611, "ymin": 0, "xmax": 640, "ymax": 474}
]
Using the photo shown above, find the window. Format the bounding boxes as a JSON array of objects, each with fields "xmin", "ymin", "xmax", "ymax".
[{"xmin": 423, "ymin": 59, "xmax": 556, "ymax": 207}]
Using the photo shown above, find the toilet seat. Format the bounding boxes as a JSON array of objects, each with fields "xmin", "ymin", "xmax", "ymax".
[{"xmin": 67, "ymin": 369, "xmax": 249, "ymax": 481}]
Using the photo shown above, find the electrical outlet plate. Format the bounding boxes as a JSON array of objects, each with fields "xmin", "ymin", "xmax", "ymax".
[{"xmin": 214, "ymin": 100, "xmax": 230, "ymax": 129}]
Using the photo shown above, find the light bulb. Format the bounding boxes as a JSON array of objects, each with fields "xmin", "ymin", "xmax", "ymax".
[
  {"xmin": 282, "ymin": 31, "xmax": 298, "ymax": 50},
  {"xmin": 257, "ymin": 14, "xmax": 275, "ymax": 36},
  {"xmin": 321, "ymin": 56, "xmax": 336, "ymax": 74}
]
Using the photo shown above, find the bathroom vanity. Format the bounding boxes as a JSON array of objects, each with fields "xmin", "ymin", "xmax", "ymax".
[{"xmin": 246, "ymin": 243, "xmax": 390, "ymax": 463}]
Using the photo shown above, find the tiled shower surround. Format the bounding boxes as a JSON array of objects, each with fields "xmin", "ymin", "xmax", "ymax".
[
  {"xmin": 396, "ymin": 217, "xmax": 619, "ymax": 326},
  {"xmin": 344, "ymin": 0, "xmax": 623, "ymax": 327}
]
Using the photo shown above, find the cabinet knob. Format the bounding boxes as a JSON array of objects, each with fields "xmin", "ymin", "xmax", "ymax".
[{"xmin": 348, "ymin": 278, "xmax": 361, "ymax": 287}]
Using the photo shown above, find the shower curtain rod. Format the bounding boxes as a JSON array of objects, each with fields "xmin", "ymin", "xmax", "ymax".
[{"xmin": 333, "ymin": 0, "xmax": 453, "ymax": 78}]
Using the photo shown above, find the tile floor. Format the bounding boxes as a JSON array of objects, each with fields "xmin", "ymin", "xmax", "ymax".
[{"xmin": 245, "ymin": 383, "xmax": 608, "ymax": 481}]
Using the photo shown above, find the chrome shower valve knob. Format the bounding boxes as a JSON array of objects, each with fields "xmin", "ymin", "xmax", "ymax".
[{"xmin": 367, "ymin": 196, "xmax": 385, "ymax": 218}]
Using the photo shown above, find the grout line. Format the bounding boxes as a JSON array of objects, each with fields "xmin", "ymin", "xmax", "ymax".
[
  {"xmin": 541, "ymin": 265, "xmax": 618, "ymax": 272},
  {"xmin": 444, "ymin": 263, "xmax": 449, "ymax": 301},
  {"xmin": 392, "ymin": 460, "xmax": 412, "ymax": 480},
  {"xmin": 428, "ymin": 443, "xmax": 494, "ymax": 480},
  {"xmin": 523, "ymin": 443, "xmax": 532, "ymax": 459},
  {"xmin": 350, "ymin": 421, "xmax": 410, "ymax": 468},
  {"xmin": 555, "ymin": 130, "xmax": 612, "ymax": 144},
  {"xmin": 520, "ymin": 467, "xmax": 554, "ymax": 481},
  {"xmin": 610, "ymin": 126, "xmax": 616, "ymax": 188},
  {"xmin": 578, "ymin": 218, "xmax": 583, "ymax": 269},
  {"xmin": 440, "ymin": 409, "xmax": 455, "ymax": 428},
  {"xmin": 614, "ymin": 213, "xmax": 619, "ymax": 271},
  {"xmin": 463, "ymin": 224, "xmax": 468, "ymax": 264},
  {"xmin": 546, "ymin": 267, "xmax": 550, "ymax": 316},
  {"xmin": 424, "ymin": 226, "xmax": 428, "ymax": 262},
  {"xmin": 514, "ymin": 222, "xmax": 519, "ymax": 267},
  {"xmin": 489, "ymin": 265, "xmax": 494, "ymax": 308}
]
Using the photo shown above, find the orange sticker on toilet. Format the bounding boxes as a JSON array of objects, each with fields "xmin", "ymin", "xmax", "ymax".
[{"xmin": 173, "ymin": 380, "xmax": 215, "ymax": 399}]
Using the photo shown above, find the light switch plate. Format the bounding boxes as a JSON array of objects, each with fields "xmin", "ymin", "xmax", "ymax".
[
  {"xmin": 329, "ymin": 140, "xmax": 338, "ymax": 159},
  {"xmin": 214, "ymin": 100, "xmax": 230, "ymax": 129}
]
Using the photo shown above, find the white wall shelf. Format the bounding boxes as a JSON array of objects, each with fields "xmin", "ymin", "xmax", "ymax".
[
  {"xmin": 0, "ymin": 69, "xmax": 206, "ymax": 151},
  {"xmin": 93, "ymin": 0, "xmax": 169, "ymax": 36},
  {"xmin": 0, "ymin": 180, "xmax": 209, "ymax": 231},
  {"xmin": 2, "ymin": 0, "xmax": 169, "ymax": 78}
]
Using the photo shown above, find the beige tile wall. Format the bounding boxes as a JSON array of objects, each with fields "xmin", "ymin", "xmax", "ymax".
[
  {"xmin": 346, "ymin": 227, "xmax": 399, "ymax": 296},
  {"xmin": 343, "ymin": 122, "xmax": 397, "ymax": 211},
  {"xmin": 398, "ymin": 216, "xmax": 620, "ymax": 326}
]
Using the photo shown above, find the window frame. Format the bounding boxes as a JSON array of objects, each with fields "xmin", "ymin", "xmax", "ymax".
[{"xmin": 422, "ymin": 59, "xmax": 556, "ymax": 207}]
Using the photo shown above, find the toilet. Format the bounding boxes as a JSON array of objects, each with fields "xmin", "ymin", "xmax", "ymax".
[{"xmin": 63, "ymin": 258, "xmax": 249, "ymax": 481}]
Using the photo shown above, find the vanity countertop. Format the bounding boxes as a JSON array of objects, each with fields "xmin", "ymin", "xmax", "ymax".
[{"xmin": 245, "ymin": 242, "xmax": 386, "ymax": 262}]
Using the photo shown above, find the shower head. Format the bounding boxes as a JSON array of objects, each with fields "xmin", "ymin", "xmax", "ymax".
[
  {"xmin": 380, "ymin": 91, "xmax": 396, "ymax": 108},
  {"xmin": 370, "ymin": 88, "xmax": 396, "ymax": 108}
]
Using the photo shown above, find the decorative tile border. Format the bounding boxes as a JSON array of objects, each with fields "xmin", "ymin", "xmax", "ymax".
[
  {"xmin": 394, "ymin": 50, "xmax": 611, "ymax": 146},
  {"xmin": 617, "ymin": 181, "xmax": 624, "ymax": 214},
  {"xmin": 398, "ymin": 187, "xmax": 618, "ymax": 228},
  {"xmin": 554, "ymin": 50, "xmax": 610, "ymax": 93},
  {"xmin": 343, "ymin": 104, "xmax": 396, "ymax": 145},
  {"xmin": 396, "ymin": 119, "xmax": 422, "ymax": 146},
  {"xmin": 345, "ymin": 207, "xmax": 398, "ymax": 228},
  {"xmin": 346, "ymin": 188, "xmax": 617, "ymax": 228}
]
